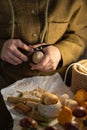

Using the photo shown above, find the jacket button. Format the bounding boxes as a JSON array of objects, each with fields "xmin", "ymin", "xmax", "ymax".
[
  {"xmin": 31, "ymin": 10, "xmax": 35, "ymax": 14},
  {"xmin": 32, "ymin": 33, "xmax": 37, "ymax": 37}
]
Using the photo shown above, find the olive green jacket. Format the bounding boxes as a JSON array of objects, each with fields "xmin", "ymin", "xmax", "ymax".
[{"xmin": 0, "ymin": 0, "xmax": 87, "ymax": 88}]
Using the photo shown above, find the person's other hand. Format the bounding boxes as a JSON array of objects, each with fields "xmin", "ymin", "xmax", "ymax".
[
  {"xmin": 30, "ymin": 45, "xmax": 61, "ymax": 72},
  {"xmin": 0, "ymin": 39, "xmax": 31, "ymax": 65}
]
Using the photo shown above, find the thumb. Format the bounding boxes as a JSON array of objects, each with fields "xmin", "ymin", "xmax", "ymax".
[{"xmin": 16, "ymin": 39, "xmax": 32, "ymax": 52}]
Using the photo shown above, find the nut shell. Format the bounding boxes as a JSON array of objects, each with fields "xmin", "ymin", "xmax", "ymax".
[{"xmin": 32, "ymin": 51, "xmax": 44, "ymax": 64}]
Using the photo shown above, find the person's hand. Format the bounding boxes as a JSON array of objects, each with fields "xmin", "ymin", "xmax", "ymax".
[
  {"xmin": 30, "ymin": 45, "xmax": 61, "ymax": 72},
  {"xmin": 0, "ymin": 39, "xmax": 31, "ymax": 65}
]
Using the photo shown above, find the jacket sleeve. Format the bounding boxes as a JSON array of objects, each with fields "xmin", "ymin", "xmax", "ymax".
[{"xmin": 55, "ymin": 0, "xmax": 87, "ymax": 67}]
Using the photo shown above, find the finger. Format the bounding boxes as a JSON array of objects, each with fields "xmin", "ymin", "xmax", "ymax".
[
  {"xmin": 30, "ymin": 62, "xmax": 53, "ymax": 72},
  {"xmin": 30, "ymin": 60, "xmax": 51, "ymax": 71},
  {"xmin": 39, "ymin": 61, "xmax": 53, "ymax": 71},
  {"xmin": 30, "ymin": 55, "xmax": 50, "ymax": 70},
  {"xmin": 33, "ymin": 43, "xmax": 47, "ymax": 49},
  {"xmin": 6, "ymin": 58, "xmax": 18, "ymax": 65},
  {"xmin": 5, "ymin": 56, "xmax": 22, "ymax": 65},
  {"xmin": 10, "ymin": 47, "xmax": 28, "ymax": 62},
  {"xmin": 6, "ymin": 52, "xmax": 23, "ymax": 65},
  {"xmin": 30, "ymin": 58, "xmax": 56, "ymax": 71},
  {"xmin": 15, "ymin": 39, "xmax": 31, "ymax": 52},
  {"xmin": 39, "ymin": 59, "xmax": 57, "ymax": 71}
]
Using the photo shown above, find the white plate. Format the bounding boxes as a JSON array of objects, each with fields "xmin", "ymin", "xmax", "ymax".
[{"xmin": 1, "ymin": 73, "xmax": 74, "ymax": 130}]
